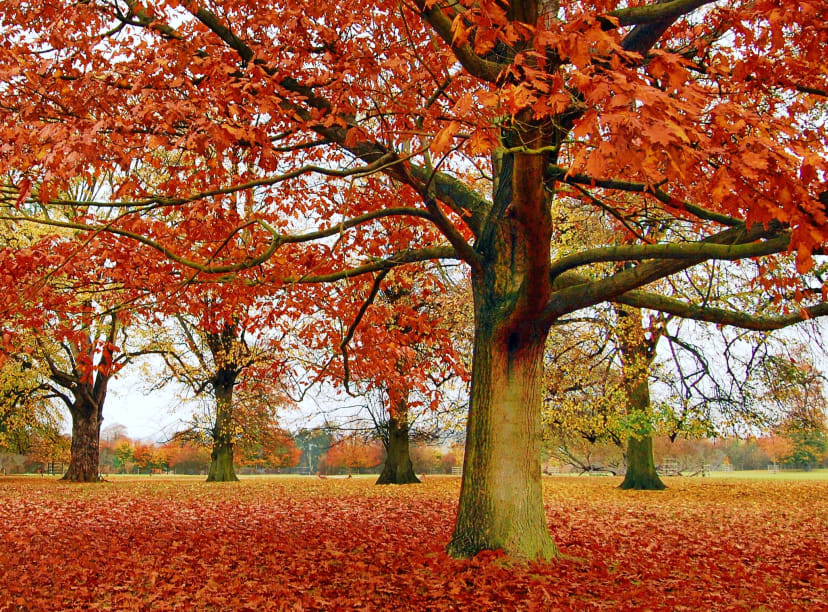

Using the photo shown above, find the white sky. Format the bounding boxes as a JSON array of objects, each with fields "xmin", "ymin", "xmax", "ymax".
[{"xmin": 102, "ymin": 370, "xmax": 190, "ymax": 443}]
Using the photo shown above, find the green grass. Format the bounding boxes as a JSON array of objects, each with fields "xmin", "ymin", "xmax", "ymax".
[{"xmin": 706, "ymin": 468, "xmax": 828, "ymax": 480}]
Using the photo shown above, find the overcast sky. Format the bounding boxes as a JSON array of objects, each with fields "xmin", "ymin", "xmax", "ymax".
[{"xmin": 101, "ymin": 370, "xmax": 190, "ymax": 442}]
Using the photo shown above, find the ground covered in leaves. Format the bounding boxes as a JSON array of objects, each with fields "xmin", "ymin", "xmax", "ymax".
[{"xmin": 1, "ymin": 475, "xmax": 825, "ymax": 610}]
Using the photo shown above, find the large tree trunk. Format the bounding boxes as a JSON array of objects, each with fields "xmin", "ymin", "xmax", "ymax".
[
  {"xmin": 448, "ymin": 319, "xmax": 558, "ymax": 559},
  {"xmin": 615, "ymin": 306, "xmax": 666, "ymax": 491},
  {"xmin": 376, "ymin": 401, "xmax": 420, "ymax": 485},
  {"xmin": 448, "ymin": 144, "xmax": 558, "ymax": 560},
  {"xmin": 62, "ymin": 400, "xmax": 102, "ymax": 482},
  {"xmin": 207, "ymin": 379, "xmax": 239, "ymax": 482}
]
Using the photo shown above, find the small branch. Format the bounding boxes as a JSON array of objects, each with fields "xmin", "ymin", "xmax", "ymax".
[
  {"xmin": 547, "ymin": 165, "xmax": 742, "ymax": 227},
  {"xmin": 339, "ymin": 270, "xmax": 390, "ymax": 396},
  {"xmin": 285, "ymin": 246, "xmax": 459, "ymax": 284}
]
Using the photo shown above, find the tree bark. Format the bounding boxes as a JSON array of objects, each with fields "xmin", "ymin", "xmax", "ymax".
[
  {"xmin": 615, "ymin": 306, "xmax": 666, "ymax": 491},
  {"xmin": 449, "ymin": 319, "xmax": 558, "ymax": 559},
  {"xmin": 207, "ymin": 379, "xmax": 239, "ymax": 482},
  {"xmin": 448, "ymin": 146, "xmax": 559, "ymax": 560},
  {"xmin": 621, "ymin": 432, "xmax": 665, "ymax": 490},
  {"xmin": 62, "ymin": 399, "xmax": 102, "ymax": 482},
  {"xmin": 376, "ymin": 401, "xmax": 420, "ymax": 485}
]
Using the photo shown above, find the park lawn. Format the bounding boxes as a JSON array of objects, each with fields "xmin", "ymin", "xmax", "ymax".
[
  {"xmin": 0, "ymin": 476, "xmax": 825, "ymax": 611},
  {"xmin": 706, "ymin": 469, "xmax": 828, "ymax": 481}
]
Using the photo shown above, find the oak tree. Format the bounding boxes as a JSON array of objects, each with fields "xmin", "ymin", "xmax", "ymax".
[{"xmin": 1, "ymin": 0, "xmax": 827, "ymax": 557}]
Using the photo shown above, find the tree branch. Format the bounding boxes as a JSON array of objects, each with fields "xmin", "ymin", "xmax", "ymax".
[
  {"xmin": 283, "ymin": 246, "xmax": 459, "ymax": 284},
  {"xmin": 412, "ymin": 1, "xmax": 505, "ymax": 83},
  {"xmin": 607, "ymin": 0, "xmax": 716, "ymax": 27},
  {"xmin": 614, "ymin": 291, "xmax": 828, "ymax": 331},
  {"xmin": 548, "ymin": 232, "xmax": 791, "ymax": 280},
  {"xmin": 547, "ymin": 165, "xmax": 742, "ymax": 227},
  {"xmin": 339, "ymin": 270, "xmax": 390, "ymax": 396},
  {"xmin": 543, "ymin": 221, "xmax": 787, "ymax": 322}
]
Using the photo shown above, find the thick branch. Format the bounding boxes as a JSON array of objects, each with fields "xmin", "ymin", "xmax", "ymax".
[
  {"xmin": 548, "ymin": 232, "xmax": 791, "ymax": 280},
  {"xmin": 412, "ymin": 1, "xmax": 505, "ymax": 83},
  {"xmin": 548, "ymin": 165, "xmax": 742, "ymax": 226},
  {"xmin": 615, "ymin": 291, "xmax": 828, "ymax": 331},
  {"xmin": 408, "ymin": 166, "xmax": 489, "ymax": 236},
  {"xmin": 608, "ymin": 0, "xmax": 716, "ymax": 27},
  {"xmin": 543, "ymin": 221, "xmax": 786, "ymax": 322}
]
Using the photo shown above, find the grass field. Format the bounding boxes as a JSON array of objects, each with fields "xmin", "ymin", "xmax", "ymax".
[
  {"xmin": 706, "ymin": 468, "xmax": 828, "ymax": 481},
  {"xmin": 1, "ymin": 475, "xmax": 825, "ymax": 610}
]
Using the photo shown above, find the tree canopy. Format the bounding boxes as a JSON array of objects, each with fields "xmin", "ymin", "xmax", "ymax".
[{"xmin": 1, "ymin": 0, "xmax": 826, "ymax": 558}]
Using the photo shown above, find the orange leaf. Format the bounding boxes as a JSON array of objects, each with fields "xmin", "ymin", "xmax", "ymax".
[{"xmin": 431, "ymin": 122, "xmax": 461, "ymax": 157}]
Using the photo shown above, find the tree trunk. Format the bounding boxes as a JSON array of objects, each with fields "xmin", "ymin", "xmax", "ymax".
[
  {"xmin": 448, "ymin": 319, "xmax": 557, "ymax": 559},
  {"xmin": 376, "ymin": 402, "xmax": 420, "ymax": 485},
  {"xmin": 207, "ymin": 379, "xmax": 239, "ymax": 482},
  {"xmin": 62, "ymin": 401, "xmax": 102, "ymax": 482},
  {"xmin": 615, "ymin": 306, "xmax": 666, "ymax": 491},
  {"xmin": 621, "ymin": 432, "xmax": 665, "ymax": 490},
  {"xmin": 448, "ymin": 146, "xmax": 558, "ymax": 560}
]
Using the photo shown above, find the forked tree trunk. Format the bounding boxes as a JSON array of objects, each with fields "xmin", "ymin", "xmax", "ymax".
[
  {"xmin": 63, "ymin": 400, "xmax": 103, "ymax": 482},
  {"xmin": 448, "ymin": 145, "xmax": 558, "ymax": 560},
  {"xmin": 376, "ymin": 401, "xmax": 420, "ymax": 485},
  {"xmin": 207, "ymin": 380, "xmax": 239, "ymax": 482}
]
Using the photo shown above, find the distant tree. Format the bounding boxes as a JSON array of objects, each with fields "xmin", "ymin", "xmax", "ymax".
[
  {"xmin": 236, "ymin": 415, "xmax": 301, "ymax": 471},
  {"xmin": 755, "ymin": 435, "xmax": 795, "ymax": 466},
  {"xmin": 101, "ymin": 423, "xmax": 129, "ymax": 444},
  {"xmin": 757, "ymin": 346, "xmax": 828, "ymax": 469},
  {"xmin": 133, "ymin": 443, "xmax": 154, "ymax": 474},
  {"xmin": 26, "ymin": 430, "xmax": 71, "ymax": 472},
  {"xmin": 440, "ymin": 446, "xmax": 465, "ymax": 475},
  {"xmin": 112, "ymin": 439, "xmax": 135, "ymax": 474},
  {"xmin": 409, "ymin": 443, "xmax": 442, "ymax": 474},
  {"xmin": 294, "ymin": 428, "xmax": 334, "ymax": 474},
  {"xmin": 651, "ymin": 436, "xmax": 726, "ymax": 473},
  {"xmin": 156, "ymin": 307, "xmax": 290, "ymax": 482},
  {"xmin": 779, "ymin": 426, "xmax": 826, "ymax": 470},
  {"xmin": 164, "ymin": 441, "xmax": 211, "ymax": 475},
  {"xmin": 322, "ymin": 435, "xmax": 384, "ymax": 474},
  {"xmin": 722, "ymin": 439, "xmax": 772, "ymax": 471}
]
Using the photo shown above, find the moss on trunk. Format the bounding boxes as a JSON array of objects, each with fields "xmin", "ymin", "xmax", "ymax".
[
  {"xmin": 620, "ymin": 433, "xmax": 665, "ymax": 490},
  {"xmin": 448, "ymin": 322, "xmax": 558, "ymax": 559},
  {"xmin": 615, "ymin": 306, "xmax": 665, "ymax": 491},
  {"xmin": 206, "ymin": 379, "xmax": 239, "ymax": 482},
  {"xmin": 207, "ymin": 438, "xmax": 238, "ymax": 482}
]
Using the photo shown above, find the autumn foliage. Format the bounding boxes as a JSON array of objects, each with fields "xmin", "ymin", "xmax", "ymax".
[
  {"xmin": 0, "ymin": 476, "xmax": 825, "ymax": 610},
  {"xmin": 320, "ymin": 436, "xmax": 384, "ymax": 474},
  {"xmin": 1, "ymin": 0, "xmax": 828, "ymax": 558}
]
